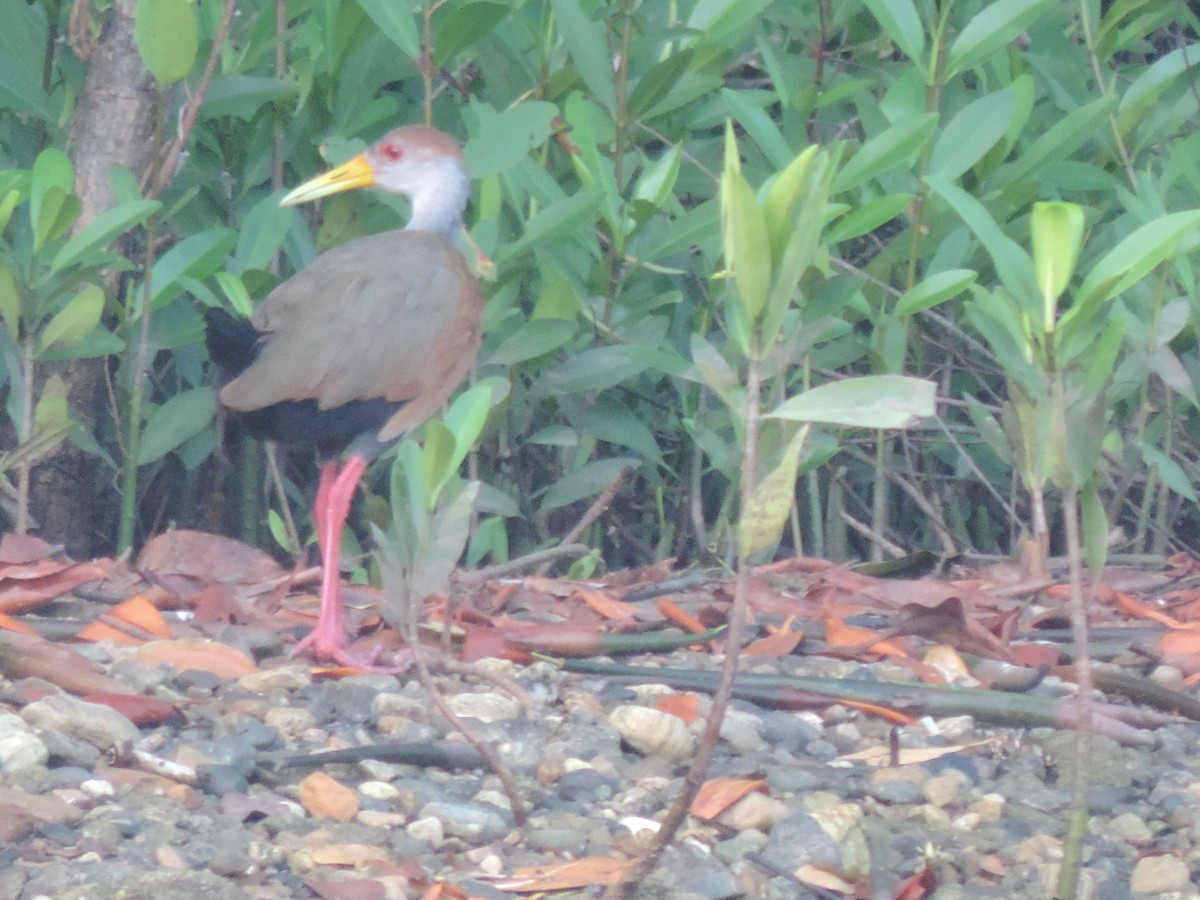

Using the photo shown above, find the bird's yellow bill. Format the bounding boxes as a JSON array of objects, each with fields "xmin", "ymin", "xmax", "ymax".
[{"xmin": 280, "ymin": 153, "xmax": 375, "ymax": 207}]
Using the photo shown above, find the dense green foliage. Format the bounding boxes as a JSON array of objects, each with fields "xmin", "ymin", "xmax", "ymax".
[{"xmin": 2, "ymin": 0, "xmax": 1200, "ymax": 571}]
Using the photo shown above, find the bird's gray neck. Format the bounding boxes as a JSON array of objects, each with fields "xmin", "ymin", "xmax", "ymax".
[{"xmin": 405, "ymin": 158, "xmax": 470, "ymax": 237}]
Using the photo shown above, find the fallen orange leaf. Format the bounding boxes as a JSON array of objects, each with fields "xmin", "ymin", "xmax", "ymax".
[
  {"xmin": 654, "ymin": 693, "xmax": 700, "ymax": 725},
  {"xmin": 824, "ymin": 616, "xmax": 908, "ymax": 657},
  {"xmin": 689, "ymin": 778, "xmax": 767, "ymax": 819},
  {"xmin": 77, "ymin": 620, "xmax": 142, "ymax": 646},
  {"xmin": 1155, "ymin": 630, "xmax": 1200, "ymax": 676},
  {"xmin": 1115, "ymin": 591, "xmax": 1191, "ymax": 629},
  {"xmin": 744, "ymin": 616, "xmax": 804, "ymax": 656},
  {"xmin": 656, "ymin": 598, "xmax": 707, "ymax": 634},
  {"xmin": 574, "ymin": 587, "xmax": 641, "ymax": 621},
  {"xmin": 133, "ymin": 638, "xmax": 257, "ymax": 678},
  {"xmin": 840, "ymin": 699, "xmax": 917, "ymax": 725}
]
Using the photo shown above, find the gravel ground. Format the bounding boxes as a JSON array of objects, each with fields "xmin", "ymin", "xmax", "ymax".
[{"xmin": 2, "ymin": 616, "xmax": 1200, "ymax": 900}]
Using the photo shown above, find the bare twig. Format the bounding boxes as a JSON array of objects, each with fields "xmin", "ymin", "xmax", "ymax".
[
  {"xmin": 535, "ymin": 465, "xmax": 629, "ymax": 576},
  {"xmin": 612, "ymin": 362, "xmax": 762, "ymax": 895},
  {"xmin": 457, "ymin": 543, "xmax": 591, "ymax": 585}
]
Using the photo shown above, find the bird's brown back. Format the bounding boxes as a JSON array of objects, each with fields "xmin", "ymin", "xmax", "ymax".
[{"xmin": 219, "ymin": 230, "xmax": 483, "ymax": 442}]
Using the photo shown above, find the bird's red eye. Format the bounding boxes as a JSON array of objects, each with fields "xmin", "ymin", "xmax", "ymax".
[{"xmin": 379, "ymin": 142, "xmax": 404, "ymax": 162}]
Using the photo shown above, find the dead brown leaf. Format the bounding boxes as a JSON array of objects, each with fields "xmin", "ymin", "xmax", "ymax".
[
  {"xmin": 0, "ymin": 630, "xmax": 132, "ymax": 695},
  {"xmin": 138, "ymin": 529, "xmax": 285, "ymax": 590},
  {"xmin": 0, "ymin": 533, "xmax": 54, "ymax": 565},
  {"xmin": 0, "ymin": 558, "xmax": 112, "ymax": 614}
]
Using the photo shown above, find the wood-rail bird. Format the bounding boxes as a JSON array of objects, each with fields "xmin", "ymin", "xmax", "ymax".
[{"xmin": 205, "ymin": 124, "xmax": 482, "ymax": 667}]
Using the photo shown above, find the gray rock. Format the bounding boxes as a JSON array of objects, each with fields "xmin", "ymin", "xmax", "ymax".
[
  {"xmin": 20, "ymin": 694, "xmax": 139, "ymax": 751},
  {"xmin": 419, "ymin": 800, "xmax": 510, "ymax": 842}
]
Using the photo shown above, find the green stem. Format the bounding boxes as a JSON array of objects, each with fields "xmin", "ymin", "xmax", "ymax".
[{"xmin": 15, "ymin": 340, "xmax": 33, "ymax": 534}]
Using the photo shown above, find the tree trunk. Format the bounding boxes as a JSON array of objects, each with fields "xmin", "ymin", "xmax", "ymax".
[{"xmin": 28, "ymin": 0, "xmax": 155, "ymax": 558}]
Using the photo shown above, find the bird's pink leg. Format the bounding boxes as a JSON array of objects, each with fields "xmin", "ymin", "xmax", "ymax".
[{"xmin": 291, "ymin": 456, "xmax": 367, "ymax": 664}]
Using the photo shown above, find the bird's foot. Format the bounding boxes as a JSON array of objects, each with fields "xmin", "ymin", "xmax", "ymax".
[{"xmin": 290, "ymin": 628, "xmax": 413, "ymax": 674}]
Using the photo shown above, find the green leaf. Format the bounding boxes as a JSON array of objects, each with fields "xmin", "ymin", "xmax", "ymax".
[
  {"xmin": 826, "ymin": 193, "xmax": 913, "ymax": 245},
  {"xmin": 587, "ymin": 400, "xmax": 664, "ymax": 467},
  {"xmin": 505, "ymin": 190, "xmax": 602, "ymax": 260},
  {"xmin": 356, "ymin": 0, "xmax": 420, "ymax": 57},
  {"xmin": 33, "ymin": 374, "xmax": 69, "ymax": 431},
  {"xmin": 925, "ymin": 175, "xmax": 1036, "ymax": 305},
  {"xmin": 37, "ymin": 327, "xmax": 123, "ymax": 361},
  {"xmin": 1030, "ymin": 201, "xmax": 1084, "ymax": 323},
  {"xmin": 150, "ymin": 229, "xmax": 238, "ymax": 308},
  {"xmin": 945, "ymin": 0, "xmax": 1056, "ymax": 77},
  {"xmin": 232, "ymin": 194, "xmax": 293, "ymax": 273},
  {"xmin": 634, "ymin": 144, "xmax": 683, "ymax": 211},
  {"xmin": 38, "ymin": 285, "xmax": 105, "ymax": 354},
  {"xmin": 433, "ymin": 1, "xmax": 509, "ymax": 65},
  {"xmin": 1071, "ymin": 210, "xmax": 1200, "ymax": 315},
  {"xmin": 762, "ymin": 145, "xmax": 818, "ymax": 263},
  {"xmin": 541, "ymin": 341, "xmax": 670, "ymax": 395},
  {"xmin": 30, "ymin": 148, "xmax": 75, "ymax": 251},
  {"xmin": 688, "ymin": 0, "xmax": 774, "ymax": 47},
  {"xmin": 832, "ymin": 113, "xmax": 938, "ymax": 194},
  {"xmin": 0, "ymin": 187, "xmax": 21, "ymax": 235},
  {"xmin": 723, "ymin": 88, "xmax": 794, "ymax": 170},
  {"xmin": 964, "ymin": 394, "xmax": 1014, "ymax": 465},
  {"xmin": 767, "ymin": 375, "xmax": 936, "ymax": 429},
  {"xmin": 52, "ymin": 199, "xmax": 159, "ymax": 274},
  {"xmin": 214, "ymin": 272, "xmax": 255, "ymax": 318},
  {"xmin": 438, "ymin": 381, "xmax": 495, "ymax": 487},
  {"xmin": 200, "ymin": 74, "xmax": 299, "ymax": 121},
  {"xmin": 987, "ymin": 96, "xmax": 1116, "ymax": 189},
  {"xmin": 421, "ymin": 419, "xmax": 457, "ymax": 508},
  {"xmin": 860, "ymin": 0, "xmax": 925, "ymax": 61},
  {"xmin": 410, "ymin": 480, "xmax": 480, "ymax": 602},
  {"xmin": 1143, "ymin": 442, "xmax": 1198, "ymax": 503},
  {"xmin": 929, "ymin": 89, "xmax": 1016, "ymax": 180},
  {"xmin": 690, "ymin": 333, "xmax": 741, "ymax": 413},
  {"xmin": 487, "ymin": 319, "xmax": 578, "ymax": 366},
  {"xmin": 739, "ymin": 425, "xmax": 809, "ymax": 559},
  {"xmin": 136, "ymin": 388, "xmax": 216, "ymax": 465},
  {"xmin": 1117, "ymin": 42, "xmax": 1200, "ymax": 136},
  {"xmin": 627, "ymin": 50, "xmax": 694, "ymax": 120},
  {"xmin": 893, "ymin": 269, "xmax": 977, "ymax": 317},
  {"xmin": 721, "ymin": 123, "xmax": 771, "ymax": 325},
  {"xmin": 463, "ymin": 102, "xmax": 559, "ymax": 178},
  {"xmin": 0, "ymin": 0, "xmax": 58, "ymax": 122},
  {"xmin": 267, "ymin": 509, "xmax": 290, "ymax": 552},
  {"xmin": 0, "ymin": 263, "xmax": 19, "ymax": 336},
  {"xmin": 551, "ymin": 0, "xmax": 617, "ymax": 113},
  {"xmin": 134, "ymin": 0, "xmax": 199, "ymax": 84}
]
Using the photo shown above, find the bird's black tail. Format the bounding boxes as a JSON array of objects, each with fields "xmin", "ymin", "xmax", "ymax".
[{"xmin": 204, "ymin": 307, "xmax": 260, "ymax": 381}]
